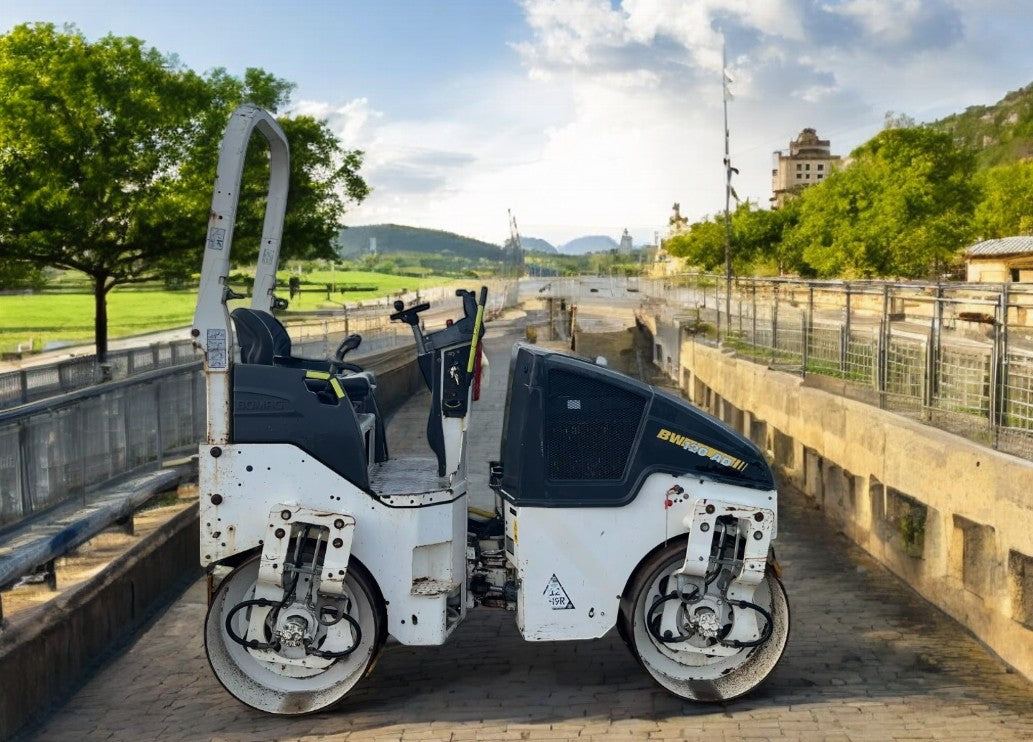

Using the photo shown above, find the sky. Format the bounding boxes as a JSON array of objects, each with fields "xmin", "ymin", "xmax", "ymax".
[{"xmin": 3, "ymin": 1, "xmax": 1033, "ymax": 248}]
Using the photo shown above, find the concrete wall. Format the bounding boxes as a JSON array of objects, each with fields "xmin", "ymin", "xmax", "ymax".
[
  {"xmin": 672, "ymin": 332, "xmax": 1033, "ymax": 683},
  {"xmin": 0, "ymin": 504, "xmax": 200, "ymax": 740}
]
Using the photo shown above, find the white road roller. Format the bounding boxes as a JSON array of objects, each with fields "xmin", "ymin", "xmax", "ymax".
[{"xmin": 191, "ymin": 106, "xmax": 789, "ymax": 714}]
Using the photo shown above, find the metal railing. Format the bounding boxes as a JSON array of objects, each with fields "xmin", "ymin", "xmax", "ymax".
[
  {"xmin": 0, "ymin": 280, "xmax": 516, "ymax": 411},
  {"xmin": 0, "ymin": 279, "xmax": 518, "ymax": 531},
  {"xmin": 0, "ymin": 340, "xmax": 201, "ymax": 410},
  {"xmin": 639, "ymin": 274, "xmax": 1033, "ymax": 461},
  {"xmin": 0, "ymin": 363, "xmax": 205, "ymax": 530}
]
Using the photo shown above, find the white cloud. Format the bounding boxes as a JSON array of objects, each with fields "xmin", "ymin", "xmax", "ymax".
[{"xmin": 296, "ymin": 1, "xmax": 1033, "ymax": 247}]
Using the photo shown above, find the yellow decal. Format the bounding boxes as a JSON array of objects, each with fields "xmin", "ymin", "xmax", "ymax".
[{"xmin": 656, "ymin": 428, "xmax": 748, "ymax": 472}]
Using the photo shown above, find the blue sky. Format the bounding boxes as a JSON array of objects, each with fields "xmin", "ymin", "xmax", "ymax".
[{"xmin": 3, "ymin": 1, "xmax": 1033, "ymax": 247}]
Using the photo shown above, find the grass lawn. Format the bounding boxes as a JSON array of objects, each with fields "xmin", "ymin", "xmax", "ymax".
[{"xmin": 0, "ymin": 270, "xmax": 455, "ymax": 354}]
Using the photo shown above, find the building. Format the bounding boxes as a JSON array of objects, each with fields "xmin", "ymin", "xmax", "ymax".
[
  {"xmin": 964, "ymin": 236, "xmax": 1033, "ymax": 282},
  {"xmin": 618, "ymin": 228, "xmax": 634, "ymax": 255},
  {"xmin": 771, "ymin": 128, "xmax": 841, "ymax": 208},
  {"xmin": 651, "ymin": 204, "xmax": 689, "ymax": 277}
]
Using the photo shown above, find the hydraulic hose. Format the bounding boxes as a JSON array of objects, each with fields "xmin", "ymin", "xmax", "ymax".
[
  {"xmin": 225, "ymin": 598, "xmax": 282, "ymax": 651},
  {"xmin": 719, "ymin": 598, "xmax": 774, "ymax": 649}
]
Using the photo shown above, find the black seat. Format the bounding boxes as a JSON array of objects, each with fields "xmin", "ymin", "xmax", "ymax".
[
  {"xmin": 229, "ymin": 307, "xmax": 389, "ymax": 462},
  {"xmin": 231, "ymin": 308, "xmax": 323, "ymax": 370},
  {"xmin": 232, "ymin": 365, "xmax": 371, "ymax": 491},
  {"xmin": 231, "ymin": 308, "xmax": 278, "ymax": 364}
]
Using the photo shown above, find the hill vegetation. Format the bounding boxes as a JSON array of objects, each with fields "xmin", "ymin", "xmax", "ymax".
[
  {"xmin": 559, "ymin": 235, "xmax": 620, "ymax": 255},
  {"xmin": 927, "ymin": 83, "xmax": 1033, "ymax": 168},
  {"xmin": 336, "ymin": 224, "xmax": 503, "ymax": 260},
  {"xmin": 668, "ymin": 82, "xmax": 1033, "ymax": 280},
  {"xmin": 519, "ymin": 237, "xmax": 558, "ymax": 253}
]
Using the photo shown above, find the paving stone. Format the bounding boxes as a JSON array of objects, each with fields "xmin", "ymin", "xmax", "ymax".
[{"xmin": 25, "ymin": 319, "xmax": 1033, "ymax": 741}]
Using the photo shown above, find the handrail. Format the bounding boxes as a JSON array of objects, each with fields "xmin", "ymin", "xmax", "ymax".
[{"xmin": 0, "ymin": 361, "xmax": 202, "ymax": 425}]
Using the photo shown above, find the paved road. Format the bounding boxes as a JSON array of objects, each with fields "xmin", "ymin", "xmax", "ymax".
[{"xmin": 31, "ymin": 320, "xmax": 1033, "ymax": 741}]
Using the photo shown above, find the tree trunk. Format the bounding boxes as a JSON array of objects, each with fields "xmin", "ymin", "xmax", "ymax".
[{"xmin": 93, "ymin": 276, "xmax": 109, "ymax": 362}]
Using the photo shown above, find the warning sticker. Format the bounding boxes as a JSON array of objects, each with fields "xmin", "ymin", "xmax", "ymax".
[
  {"xmin": 207, "ymin": 329, "xmax": 228, "ymax": 369},
  {"xmin": 207, "ymin": 226, "xmax": 226, "ymax": 251},
  {"xmin": 543, "ymin": 574, "xmax": 575, "ymax": 610}
]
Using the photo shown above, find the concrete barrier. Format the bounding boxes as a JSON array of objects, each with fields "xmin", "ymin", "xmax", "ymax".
[{"xmin": 668, "ymin": 331, "xmax": 1033, "ymax": 683}]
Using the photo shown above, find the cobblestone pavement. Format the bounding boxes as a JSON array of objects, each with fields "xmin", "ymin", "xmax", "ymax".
[{"xmin": 31, "ymin": 322, "xmax": 1033, "ymax": 741}]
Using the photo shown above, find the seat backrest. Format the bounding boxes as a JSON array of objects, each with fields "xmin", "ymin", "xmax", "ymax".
[
  {"xmin": 252, "ymin": 310, "xmax": 293, "ymax": 357},
  {"xmin": 230, "ymin": 308, "xmax": 277, "ymax": 364}
]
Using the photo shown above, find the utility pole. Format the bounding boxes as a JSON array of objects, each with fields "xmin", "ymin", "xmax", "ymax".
[
  {"xmin": 507, "ymin": 209, "xmax": 524, "ymax": 278},
  {"xmin": 722, "ymin": 41, "xmax": 736, "ymax": 335}
]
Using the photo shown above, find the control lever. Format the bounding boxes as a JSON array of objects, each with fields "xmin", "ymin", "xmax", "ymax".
[
  {"xmin": 389, "ymin": 300, "xmax": 430, "ymax": 326},
  {"xmin": 391, "ymin": 300, "xmax": 430, "ymax": 355}
]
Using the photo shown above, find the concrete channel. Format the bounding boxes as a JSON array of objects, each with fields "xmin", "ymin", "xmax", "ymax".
[{"xmin": 12, "ymin": 293, "xmax": 1033, "ymax": 741}]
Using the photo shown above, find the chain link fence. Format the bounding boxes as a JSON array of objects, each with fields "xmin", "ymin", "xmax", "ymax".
[{"xmin": 640, "ymin": 274, "xmax": 1033, "ymax": 461}]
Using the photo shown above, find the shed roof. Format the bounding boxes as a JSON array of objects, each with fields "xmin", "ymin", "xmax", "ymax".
[{"xmin": 965, "ymin": 236, "xmax": 1033, "ymax": 258}]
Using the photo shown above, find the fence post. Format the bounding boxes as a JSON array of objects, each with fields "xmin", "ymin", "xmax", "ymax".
[
  {"xmin": 78, "ymin": 398, "xmax": 87, "ymax": 505},
  {"xmin": 737, "ymin": 280, "xmax": 743, "ymax": 337},
  {"xmin": 771, "ymin": 283, "xmax": 779, "ymax": 365},
  {"xmin": 806, "ymin": 285, "xmax": 814, "ymax": 376},
  {"xmin": 841, "ymin": 282, "xmax": 851, "ymax": 374},
  {"xmin": 926, "ymin": 285, "xmax": 943, "ymax": 412},
  {"xmin": 17, "ymin": 421, "xmax": 32, "ymax": 519},
  {"xmin": 751, "ymin": 281, "xmax": 757, "ymax": 350},
  {"xmin": 715, "ymin": 274, "xmax": 722, "ymax": 341},
  {"xmin": 877, "ymin": 309, "xmax": 889, "ymax": 408},
  {"xmin": 990, "ymin": 285, "xmax": 1010, "ymax": 447},
  {"xmin": 801, "ymin": 312, "xmax": 808, "ymax": 377},
  {"xmin": 155, "ymin": 380, "xmax": 165, "ymax": 468}
]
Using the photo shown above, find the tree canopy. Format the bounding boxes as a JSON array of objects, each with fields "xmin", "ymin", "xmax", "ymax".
[
  {"xmin": 0, "ymin": 23, "xmax": 368, "ymax": 357},
  {"xmin": 670, "ymin": 127, "xmax": 982, "ymax": 280},
  {"xmin": 972, "ymin": 161, "xmax": 1033, "ymax": 238},
  {"xmin": 798, "ymin": 128, "xmax": 976, "ymax": 278}
]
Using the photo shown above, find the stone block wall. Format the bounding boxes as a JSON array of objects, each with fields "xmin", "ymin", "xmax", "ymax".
[{"xmin": 675, "ymin": 334, "xmax": 1033, "ymax": 682}]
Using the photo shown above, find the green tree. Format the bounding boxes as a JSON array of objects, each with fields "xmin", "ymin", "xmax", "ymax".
[
  {"xmin": 0, "ymin": 24, "xmax": 368, "ymax": 359},
  {"xmin": 0, "ymin": 23, "xmax": 208, "ymax": 358},
  {"xmin": 789, "ymin": 128, "xmax": 977, "ymax": 278},
  {"xmin": 973, "ymin": 162, "xmax": 1033, "ymax": 238},
  {"xmin": 0, "ymin": 260, "xmax": 45, "ymax": 290},
  {"xmin": 665, "ymin": 217, "xmax": 726, "ymax": 271},
  {"xmin": 729, "ymin": 202, "xmax": 805, "ymax": 275}
]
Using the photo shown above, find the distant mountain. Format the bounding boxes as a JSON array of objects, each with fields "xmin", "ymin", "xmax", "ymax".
[
  {"xmin": 520, "ymin": 237, "xmax": 558, "ymax": 254},
  {"xmin": 335, "ymin": 224, "xmax": 503, "ymax": 260},
  {"xmin": 558, "ymin": 235, "xmax": 619, "ymax": 255},
  {"xmin": 927, "ymin": 83, "xmax": 1033, "ymax": 167}
]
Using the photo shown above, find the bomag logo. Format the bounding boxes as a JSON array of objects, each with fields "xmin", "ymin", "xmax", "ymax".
[
  {"xmin": 656, "ymin": 428, "xmax": 748, "ymax": 472},
  {"xmin": 235, "ymin": 399, "xmax": 287, "ymax": 412}
]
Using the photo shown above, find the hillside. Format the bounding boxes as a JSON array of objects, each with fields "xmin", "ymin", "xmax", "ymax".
[
  {"xmin": 520, "ymin": 237, "xmax": 558, "ymax": 254},
  {"xmin": 335, "ymin": 224, "xmax": 503, "ymax": 260},
  {"xmin": 927, "ymin": 83, "xmax": 1033, "ymax": 167},
  {"xmin": 558, "ymin": 235, "xmax": 619, "ymax": 255}
]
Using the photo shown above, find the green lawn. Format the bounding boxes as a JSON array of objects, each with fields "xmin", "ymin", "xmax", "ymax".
[{"xmin": 0, "ymin": 270, "xmax": 454, "ymax": 354}]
